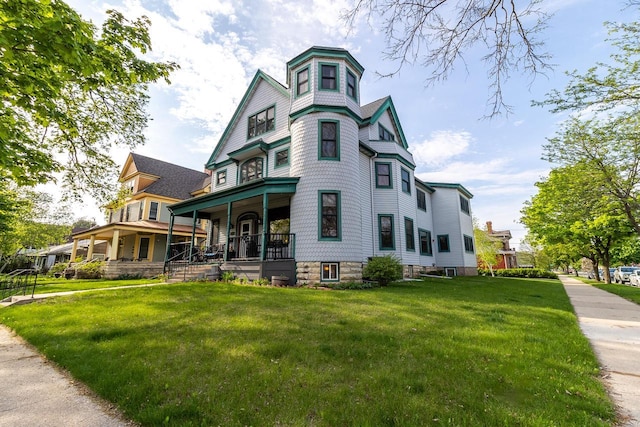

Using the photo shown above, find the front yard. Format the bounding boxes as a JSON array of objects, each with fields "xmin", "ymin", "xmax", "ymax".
[{"xmin": 0, "ymin": 276, "xmax": 616, "ymax": 426}]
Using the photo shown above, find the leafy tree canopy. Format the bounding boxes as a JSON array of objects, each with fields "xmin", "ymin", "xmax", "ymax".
[{"xmin": 0, "ymin": 0, "xmax": 178, "ymax": 203}]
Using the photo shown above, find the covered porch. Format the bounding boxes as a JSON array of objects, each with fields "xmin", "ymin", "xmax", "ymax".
[{"xmin": 166, "ymin": 177, "xmax": 299, "ymax": 270}]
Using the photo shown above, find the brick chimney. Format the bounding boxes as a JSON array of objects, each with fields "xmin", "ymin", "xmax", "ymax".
[{"xmin": 486, "ymin": 221, "xmax": 493, "ymax": 233}]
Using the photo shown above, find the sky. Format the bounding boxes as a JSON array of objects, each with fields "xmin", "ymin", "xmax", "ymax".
[{"xmin": 57, "ymin": 0, "xmax": 635, "ymax": 250}]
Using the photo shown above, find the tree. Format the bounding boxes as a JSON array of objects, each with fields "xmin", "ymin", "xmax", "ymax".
[
  {"xmin": 342, "ymin": 0, "xmax": 553, "ymax": 117},
  {"xmin": 520, "ymin": 164, "xmax": 633, "ymax": 283},
  {"xmin": 0, "ymin": 0, "xmax": 178, "ymax": 204},
  {"xmin": 473, "ymin": 220, "xmax": 502, "ymax": 276}
]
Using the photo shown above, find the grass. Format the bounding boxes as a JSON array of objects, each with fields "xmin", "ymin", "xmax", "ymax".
[
  {"xmin": 1, "ymin": 276, "xmax": 616, "ymax": 426},
  {"xmin": 584, "ymin": 280, "xmax": 640, "ymax": 305},
  {"xmin": 31, "ymin": 277, "xmax": 163, "ymax": 294}
]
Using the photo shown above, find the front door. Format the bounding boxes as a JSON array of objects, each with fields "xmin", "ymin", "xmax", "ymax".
[{"xmin": 238, "ymin": 220, "xmax": 255, "ymax": 258}]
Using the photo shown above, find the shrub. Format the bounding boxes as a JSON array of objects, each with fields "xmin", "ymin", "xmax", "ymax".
[
  {"xmin": 478, "ymin": 268, "xmax": 557, "ymax": 279},
  {"xmin": 75, "ymin": 261, "xmax": 104, "ymax": 279},
  {"xmin": 363, "ymin": 255, "xmax": 403, "ymax": 286},
  {"xmin": 48, "ymin": 262, "xmax": 70, "ymax": 277},
  {"xmin": 327, "ymin": 281, "xmax": 379, "ymax": 290},
  {"xmin": 220, "ymin": 271, "xmax": 234, "ymax": 282}
]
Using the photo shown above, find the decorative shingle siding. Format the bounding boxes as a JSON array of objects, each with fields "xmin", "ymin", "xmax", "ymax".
[{"xmin": 290, "ymin": 112, "xmax": 362, "ymax": 262}]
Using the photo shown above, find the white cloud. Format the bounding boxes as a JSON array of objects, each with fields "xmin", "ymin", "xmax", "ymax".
[{"xmin": 409, "ymin": 130, "xmax": 473, "ymax": 167}]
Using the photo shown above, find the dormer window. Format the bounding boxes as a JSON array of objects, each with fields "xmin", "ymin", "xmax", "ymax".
[
  {"xmin": 379, "ymin": 124, "xmax": 394, "ymax": 141},
  {"xmin": 248, "ymin": 106, "xmax": 275, "ymax": 139},
  {"xmin": 123, "ymin": 178, "xmax": 135, "ymax": 193},
  {"xmin": 240, "ymin": 157, "xmax": 263, "ymax": 183}
]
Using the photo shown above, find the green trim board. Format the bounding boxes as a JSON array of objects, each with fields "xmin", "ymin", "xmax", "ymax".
[
  {"xmin": 425, "ymin": 182, "xmax": 474, "ymax": 199},
  {"xmin": 374, "ymin": 153, "xmax": 415, "ymax": 170},
  {"xmin": 318, "ymin": 119, "xmax": 340, "ymax": 161},
  {"xmin": 286, "ymin": 46, "xmax": 365, "ymax": 85},
  {"xmin": 289, "ymin": 104, "xmax": 363, "ymax": 124},
  {"xmin": 228, "ymin": 140, "xmax": 268, "ymax": 162},
  {"xmin": 362, "ymin": 97, "xmax": 409, "ymax": 149},
  {"xmin": 168, "ymin": 177, "xmax": 299, "ymax": 217},
  {"xmin": 206, "ymin": 70, "xmax": 289, "ymax": 168}
]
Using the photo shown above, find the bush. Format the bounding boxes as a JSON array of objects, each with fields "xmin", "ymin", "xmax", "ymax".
[
  {"xmin": 363, "ymin": 255, "xmax": 403, "ymax": 286},
  {"xmin": 478, "ymin": 268, "xmax": 557, "ymax": 279},
  {"xmin": 75, "ymin": 261, "xmax": 104, "ymax": 279},
  {"xmin": 48, "ymin": 262, "xmax": 70, "ymax": 277}
]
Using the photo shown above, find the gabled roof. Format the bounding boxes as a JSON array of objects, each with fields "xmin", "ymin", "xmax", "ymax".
[
  {"xmin": 360, "ymin": 96, "xmax": 408, "ymax": 149},
  {"xmin": 124, "ymin": 153, "xmax": 210, "ymax": 200},
  {"xmin": 206, "ymin": 70, "xmax": 289, "ymax": 169}
]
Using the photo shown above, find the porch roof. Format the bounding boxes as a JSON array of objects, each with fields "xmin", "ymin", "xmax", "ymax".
[
  {"xmin": 169, "ymin": 177, "xmax": 299, "ymax": 217},
  {"xmin": 72, "ymin": 221, "xmax": 206, "ymax": 240}
]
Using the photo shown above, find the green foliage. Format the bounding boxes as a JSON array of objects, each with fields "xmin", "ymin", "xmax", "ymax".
[
  {"xmin": 362, "ymin": 255, "xmax": 403, "ymax": 286},
  {"xmin": 252, "ymin": 277, "xmax": 270, "ymax": 286},
  {"xmin": 478, "ymin": 268, "xmax": 558, "ymax": 279},
  {"xmin": 473, "ymin": 218, "xmax": 502, "ymax": 272},
  {"xmin": 326, "ymin": 281, "xmax": 379, "ymax": 290},
  {"xmin": 220, "ymin": 271, "xmax": 234, "ymax": 282},
  {"xmin": 0, "ymin": 0, "xmax": 178, "ymax": 203},
  {"xmin": 47, "ymin": 262, "xmax": 70, "ymax": 277},
  {"xmin": 74, "ymin": 261, "xmax": 104, "ymax": 279}
]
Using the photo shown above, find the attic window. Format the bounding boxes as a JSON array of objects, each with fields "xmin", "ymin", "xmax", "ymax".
[
  {"xmin": 248, "ymin": 106, "xmax": 275, "ymax": 139},
  {"xmin": 379, "ymin": 124, "xmax": 394, "ymax": 141},
  {"xmin": 240, "ymin": 157, "xmax": 263, "ymax": 183}
]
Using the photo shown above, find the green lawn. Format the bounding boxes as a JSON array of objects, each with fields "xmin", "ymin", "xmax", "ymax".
[
  {"xmin": 589, "ymin": 281, "xmax": 640, "ymax": 304},
  {"xmin": 32, "ymin": 277, "xmax": 163, "ymax": 294},
  {"xmin": 1, "ymin": 276, "xmax": 616, "ymax": 426}
]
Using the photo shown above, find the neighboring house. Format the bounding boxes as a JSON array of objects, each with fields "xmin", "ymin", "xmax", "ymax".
[
  {"xmin": 166, "ymin": 46, "xmax": 477, "ymax": 284},
  {"xmin": 30, "ymin": 239, "xmax": 108, "ymax": 271},
  {"xmin": 70, "ymin": 153, "xmax": 210, "ymax": 278},
  {"xmin": 485, "ymin": 221, "xmax": 517, "ymax": 269}
]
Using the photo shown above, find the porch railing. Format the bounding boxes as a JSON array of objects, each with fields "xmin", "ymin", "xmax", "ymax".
[
  {"xmin": 0, "ymin": 269, "xmax": 38, "ymax": 300},
  {"xmin": 227, "ymin": 233, "xmax": 294, "ymax": 261}
]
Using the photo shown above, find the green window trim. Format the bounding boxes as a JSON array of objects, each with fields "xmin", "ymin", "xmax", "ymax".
[
  {"xmin": 404, "ymin": 217, "xmax": 415, "ymax": 251},
  {"xmin": 295, "ymin": 66, "xmax": 310, "ymax": 97},
  {"xmin": 240, "ymin": 157, "xmax": 264, "ymax": 184},
  {"xmin": 375, "ymin": 162, "xmax": 393, "ymax": 188},
  {"xmin": 378, "ymin": 214, "xmax": 395, "ymax": 250},
  {"xmin": 321, "ymin": 262, "xmax": 340, "ymax": 282},
  {"xmin": 318, "ymin": 190, "xmax": 342, "ymax": 241},
  {"xmin": 437, "ymin": 234, "xmax": 450, "ymax": 253},
  {"xmin": 318, "ymin": 62, "xmax": 340, "ymax": 92},
  {"xmin": 464, "ymin": 234, "xmax": 475, "ymax": 253},
  {"xmin": 460, "ymin": 195, "xmax": 471, "ymax": 215},
  {"xmin": 318, "ymin": 120, "xmax": 340, "ymax": 161},
  {"xmin": 418, "ymin": 229, "xmax": 433, "ymax": 256},
  {"xmin": 247, "ymin": 105, "xmax": 275, "ymax": 140},
  {"xmin": 275, "ymin": 148, "xmax": 289, "ymax": 168},
  {"xmin": 346, "ymin": 69, "xmax": 357, "ymax": 101},
  {"xmin": 401, "ymin": 168, "xmax": 411, "ymax": 194},
  {"xmin": 216, "ymin": 169, "xmax": 227, "ymax": 186}
]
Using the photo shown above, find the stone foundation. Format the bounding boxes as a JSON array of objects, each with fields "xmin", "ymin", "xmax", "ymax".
[
  {"xmin": 296, "ymin": 261, "xmax": 363, "ymax": 285},
  {"xmin": 103, "ymin": 261, "xmax": 164, "ymax": 279}
]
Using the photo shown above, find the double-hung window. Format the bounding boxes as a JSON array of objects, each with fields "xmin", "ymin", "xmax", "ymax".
[
  {"xmin": 275, "ymin": 149, "xmax": 289, "ymax": 167},
  {"xmin": 319, "ymin": 191, "xmax": 341, "ymax": 240},
  {"xmin": 149, "ymin": 201, "xmax": 159, "ymax": 221},
  {"xmin": 320, "ymin": 63, "xmax": 338, "ymax": 90},
  {"xmin": 460, "ymin": 195, "xmax": 470, "ymax": 215},
  {"xmin": 216, "ymin": 170, "xmax": 226, "ymax": 185},
  {"xmin": 401, "ymin": 168, "xmax": 411, "ymax": 194},
  {"xmin": 375, "ymin": 162, "xmax": 392, "ymax": 188},
  {"xmin": 405, "ymin": 217, "xmax": 415, "ymax": 251},
  {"xmin": 417, "ymin": 190, "xmax": 426, "ymax": 211},
  {"xmin": 464, "ymin": 235, "xmax": 475, "ymax": 253},
  {"xmin": 378, "ymin": 214, "xmax": 395, "ymax": 250},
  {"xmin": 346, "ymin": 70, "xmax": 357, "ymax": 100},
  {"xmin": 296, "ymin": 67, "xmax": 309, "ymax": 96},
  {"xmin": 247, "ymin": 106, "xmax": 275, "ymax": 139},
  {"xmin": 419, "ymin": 229, "xmax": 433, "ymax": 255},
  {"xmin": 319, "ymin": 120, "xmax": 339, "ymax": 160},
  {"xmin": 437, "ymin": 234, "xmax": 450, "ymax": 252}
]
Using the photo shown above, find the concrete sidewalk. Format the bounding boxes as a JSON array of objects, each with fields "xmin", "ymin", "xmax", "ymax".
[
  {"xmin": 0, "ymin": 325, "xmax": 133, "ymax": 427},
  {"xmin": 559, "ymin": 275, "xmax": 640, "ymax": 426}
]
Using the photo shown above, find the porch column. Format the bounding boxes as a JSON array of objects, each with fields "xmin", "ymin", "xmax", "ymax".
[
  {"xmin": 165, "ymin": 213, "xmax": 175, "ymax": 263},
  {"xmin": 86, "ymin": 235, "xmax": 96, "ymax": 260},
  {"xmin": 70, "ymin": 238, "xmax": 79, "ymax": 261},
  {"xmin": 110, "ymin": 229, "xmax": 120, "ymax": 260},
  {"xmin": 261, "ymin": 193, "xmax": 268, "ymax": 260},
  {"xmin": 189, "ymin": 210, "xmax": 197, "ymax": 262},
  {"xmin": 225, "ymin": 202, "xmax": 232, "ymax": 261}
]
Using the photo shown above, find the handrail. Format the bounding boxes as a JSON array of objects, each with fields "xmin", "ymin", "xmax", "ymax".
[{"xmin": 0, "ymin": 269, "xmax": 38, "ymax": 300}]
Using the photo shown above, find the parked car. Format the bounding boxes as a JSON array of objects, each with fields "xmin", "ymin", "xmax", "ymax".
[
  {"xmin": 613, "ymin": 266, "xmax": 640, "ymax": 284},
  {"xmin": 629, "ymin": 270, "xmax": 640, "ymax": 287}
]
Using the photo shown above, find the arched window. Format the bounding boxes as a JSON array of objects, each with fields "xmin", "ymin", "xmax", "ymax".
[{"xmin": 240, "ymin": 157, "xmax": 263, "ymax": 183}]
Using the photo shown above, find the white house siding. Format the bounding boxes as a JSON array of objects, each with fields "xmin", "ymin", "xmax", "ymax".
[
  {"xmin": 358, "ymin": 151, "xmax": 374, "ymax": 261},
  {"xmin": 217, "ymin": 79, "xmax": 290, "ymax": 160},
  {"xmin": 371, "ymin": 159, "xmax": 400, "ymax": 257},
  {"xmin": 289, "ymin": 112, "xmax": 362, "ymax": 262},
  {"xmin": 269, "ymin": 143, "xmax": 291, "ymax": 178},
  {"xmin": 371, "ymin": 112, "xmax": 397, "ymax": 141},
  {"xmin": 397, "ymin": 169, "xmax": 420, "ymax": 266},
  {"xmin": 430, "ymin": 188, "xmax": 476, "ymax": 273},
  {"xmin": 416, "ymin": 189, "xmax": 436, "ymax": 266}
]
